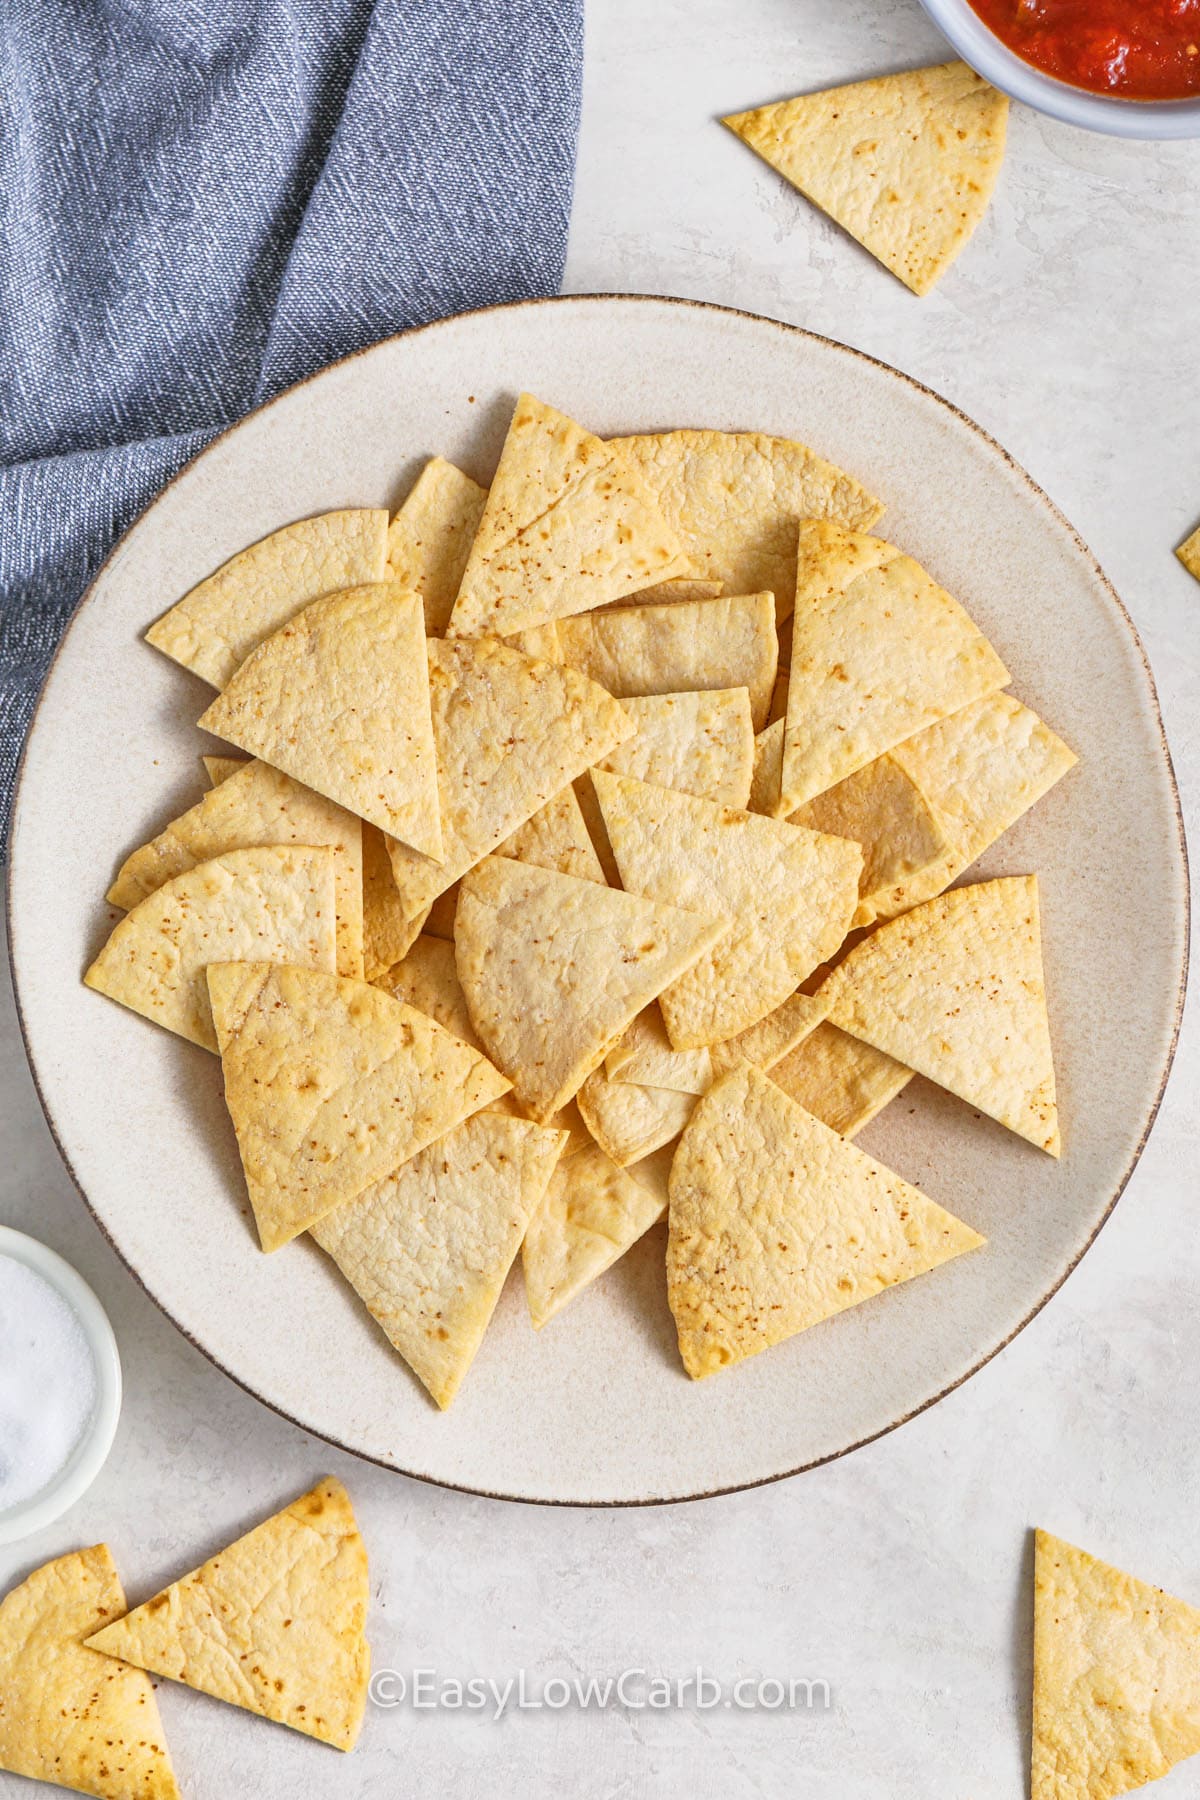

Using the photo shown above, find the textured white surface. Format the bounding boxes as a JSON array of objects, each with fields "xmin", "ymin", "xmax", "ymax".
[{"xmin": 1, "ymin": 1, "xmax": 1197, "ymax": 1795}]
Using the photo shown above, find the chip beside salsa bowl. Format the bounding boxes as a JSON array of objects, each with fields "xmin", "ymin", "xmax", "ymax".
[{"xmin": 918, "ymin": 0, "xmax": 1200, "ymax": 138}]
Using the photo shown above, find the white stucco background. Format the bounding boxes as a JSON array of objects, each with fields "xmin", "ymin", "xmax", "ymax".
[{"xmin": 1, "ymin": 2, "xmax": 1197, "ymax": 1793}]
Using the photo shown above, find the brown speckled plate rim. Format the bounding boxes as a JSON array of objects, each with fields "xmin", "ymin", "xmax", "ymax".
[{"xmin": 6, "ymin": 293, "xmax": 1190, "ymax": 1508}]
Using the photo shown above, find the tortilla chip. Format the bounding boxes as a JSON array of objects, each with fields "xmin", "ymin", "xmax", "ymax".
[
  {"xmin": 597, "ymin": 688, "xmax": 754, "ymax": 807},
  {"xmin": 422, "ymin": 885, "xmax": 459, "ymax": 941},
  {"xmin": 87, "ymin": 1478, "xmax": 369, "ymax": 1752},
  {"xmin": 724, "ymin": 62, "xmax": 1008, "ymax": 298},
  {"xmin": 497, "ymin": 783, "xmax": 606, "ymax": 883},
  {"xmin": 314, "ymin": 1111, "xmax": 566, "ymax": 1406},
  {"xmin": 749, "ymin": 718, "xmax": 788, "ymax": 816},
  {"xmin": 1177, "ymin": 525, "xmax": 1200, "ymax": 582},
  {"xmin": 593, "ymin": 770, "xmax": 862, "ymax": 1049},
  {"xmin": 448, "ymin": 394, "xmax": 689, "ymax": 638},
  {"xmin": 109, "ymin": 759, "xmax": 364, "ymax": 978},
  {"xmin": 822, "ymin": 874, "xmax": 1059, "ymax": 1153},
  {"xmin": 362, "ymin": 824, "xmax": 429, "ymax": 982},
  {"xmin": 790, "ymin": 752, "xmax": 949, "ymax": 929},
  {"xmin": 207, "ymin": 961, "xmax": 510, "ymax": 1249},
  {"xmin": 604, "ymin": 1006, "xmax": 712, "ymax": 1092},
  {"xmin": 387, "ymin": 456, "xmax": 487, "ymax": 634},
  {"xmin": 381, "ymin": 932, "xmax": 479, "ymax": 1048},
  {"xmin": 202, "ymin": 754, "xmax": 246, "ymax": 786},
  {"xmin": 454, "ymin": 855, "xmax": 724, "ymax": 1122},
  {"xmin": 616, "ymin": 577, "xmax": 725, "ymax": 606},
  {"xmin": 578, "ymin": 1069, "xmax": 696, "ymax": 1166},
  {"xmin": 881, "ymin": 692, "xmax": 1077, "ymax": 917},
  {"xmin": 769, "ymin": 1021, "xmax": 913, "ymax": 1137},
  {"xmin": 782, "ymin": 521, "xmax": 1010, "ymax": 808},
  {"xmin": 611, "ymin": 430, "xmax": 883, "ymax": 621},
  {"xmin": 555, "ymin": 592, "xmax": 779, "ymax": 731},
  {"xmin": 85, "ymin": 844, "xmax": 338, "ymax": 1052},
  {"xmin": 199, "ymin": 582, "xmax": 442, "ymax": 859},
  {"xmin": 667, "ymin": 1062, "xmax": 984, "ymax": 1378},
  {"xmin": 147, "ymin": 508, "xmax": 388, "ymax": 688},
  {"xmin": 707, "ymin": 984, "xmax": 830, "ymax": 1077},
  {"xmin": 1032, "ymin": 1530, "xmax": 1200, "ymax": 1800},
  {"xmin": 0, "ymin": 1545, "xmax": 180, "ymax": 1800},
  {"xmin": 522, "ymin": 1137, "xmax": 667, "ymax": 1328},
  {"xmin": 383, "ymin": 636, "xmax": 633, "ymax": 917}
]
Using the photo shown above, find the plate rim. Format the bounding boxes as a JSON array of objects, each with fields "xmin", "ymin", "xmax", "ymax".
[{"xmin": 6, "ymin": 291, "xmax": 1190, "ymax": 1507}]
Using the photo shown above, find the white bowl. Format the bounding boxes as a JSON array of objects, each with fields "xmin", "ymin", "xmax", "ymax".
[
  {"xmin": 918, "ymin": 0, "xmax": 1200, "ymax": 139},
  {"xmin": 0, "ymin": 1227, "xmax": 121, "ymax": 1544}
]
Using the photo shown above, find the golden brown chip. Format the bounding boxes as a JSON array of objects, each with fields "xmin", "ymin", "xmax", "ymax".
[
  {"xmin": 768, "ymin": 1021, "xmax": 913, "ymax": 1137},
  {"xmin": 87, "ymin": 1478, "xmax": 369, "ymax": 1751},
  {"xmin": 198, "ymin": 582, "xmax": 442, "ymax": 859},
  {"xmin": 314, "ymin": 1111, "xmax": 567, "ymax": 1406},
  {"xmin": 782, "ymin": 521, "xmax": 1009, "ymax": 808},
  {"xmin": 724, "ymin": 63, "xmax": 1008, "ymax": 297},
  {"xmin": 109, "ymin": 758, "xmax": 365, "ymax": 978},
  {"xmin": 597, "ymin": 688, "xmax": 754, "ymax": 807},
  {"xmin": 789, "ymin": 752, "xmax": 949, "ymax": 928},
  {"xmin": 577, "ymin": 1068, "xmax": 696, "ymax": 1166},
  {"xmin": 1033, "ymin": 1530, "xmax": 1200, "ymax": 1799},
  {"xmin": 1176, "ymin": 524, "xmax": 1200, "ymax": 582},
  {"xmin": 822, "ymin": 874, "xmax": 1059, "ymax": 1153},
  {"xmin": 147, "ymin": 508, "xmax": 388, "ymax": 687},
  {"xmin": 454, "ymin": 855, "xmax": 725, "ymax": 1122},
  {"xmin": 448, "ymin": 394, "xmax": 689, "ymax": 638},
  {"xmin": 85, "ymin": 844, "xmax": 338, "ymax": 1051},
  {"xmin": 521, "ymin": 1137, "xmax": 667, "ymax": 1329},
  {"xmin": 667, "ymin": 1062, "xmax": 983, "ymax": 1377},
  {"xmin": 387, "ymin": 456, "xmax": 487, "ymax": 634},
  {"xmin": 611, "ymin": 429, "xmax": 883, "ymax": 620},
  {"xmin": 208, "ymin": 961, "xmax": 511, "ymax": 1249},
  {"xmin": 0, "ymin": 1545, "xmax": 180, "ymax": 1800}
]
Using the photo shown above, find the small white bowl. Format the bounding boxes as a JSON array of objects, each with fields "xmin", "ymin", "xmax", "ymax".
[
  {"xmin": 918, "ymin": 0, "xmax": 1200, "ymax": 139},
  {"xmin": 0, "ymin": 1227, "xmax": 121, "ymax": 1545}
]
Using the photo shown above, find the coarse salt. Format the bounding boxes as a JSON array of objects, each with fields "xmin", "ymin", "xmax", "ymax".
[{"xmin": 0, "ymin": 1255, "xmax": 98, "ymax": 1512}]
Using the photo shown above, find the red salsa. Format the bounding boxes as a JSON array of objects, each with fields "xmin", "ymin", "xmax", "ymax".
[{"xmin": 967, "ymin": 0, "xmax": 1200, "ymax": 98}]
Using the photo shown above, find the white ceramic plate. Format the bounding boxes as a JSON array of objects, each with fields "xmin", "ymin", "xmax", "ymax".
[{"xmin": 7, "ymin": 296, "xmax": 1187, "ymax": 1505}]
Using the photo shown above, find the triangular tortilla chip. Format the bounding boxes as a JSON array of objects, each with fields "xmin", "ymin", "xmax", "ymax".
[
  {"xmin": 822, "ymin": 874, "xmax": 1059, "ymax": 1153},
  {"xmin": 383, "ymin": 636, "xmax": 633, "ymax": 917},
  {"xmin": 199, "ymin": 581, "xmax": 442, "ymax": 859},
  {"xmin": 497, "ymin": 783, "xmax": 606, "ymax": 883},
  {"xmin": 447, "ymin": 394, "xmax": 689, "ymax": 638},
  {"xmin": 593, "ymin": 770, "xmax": 862, "ymax": 1049},
  {"xmin": 748, "ymin": 718, "xmax": 788, "ymax": 817},
  {"xmin": 611, "ymin": 430, "xmax": 883, "ymax": 620},
  {"xmin": 522, "ymin": 1137, "xmax": 667, "ymax": 1329},
  {"xmin": 147, "ymin": 508, "xmax": 388, "ymax": 688},
  {"xmin": 555, "ymin": 592, "xmax": 779, "ymax": 731},
  {"xmin": 85, "ymin": 844, "xmax": 338, "ymax": 1051},
  {"xmin": 362, "ymin": 824, "xmax": 429, "ymax": 982},
  {"xmin": 789, "ymin": 752, "xmax": 949, "ymax": 929},
  {"xmin": 578, "ymin": 1068, "xmax": 696, "ymax": 1166},
  {"xmin": 0, "ymin": 1545, "xmax": 180, "ymax": 1800},
  {"xmin": 387, "ymin": 456, "xmax": 487, "ymax": 634},
  {"xmin": 1033, "ymin": 1530, "xmax": 1200, "ymax": 1800},
  {"xmin": 381, "ymin": 932, "xmax": 480, "ymax": 1048},
  {"xmin": 313, "ymin": 1111, "xmax": 566, "ymax": 1407},
  {"xmin": 668, "ymin": 1062, "xmax": 984, "ymax": 1377},
  {"xmin": 604, "ymin": 1006, "xmax": 711, "ymax": 1092},
  {"xmin": 724, "ymin": 62, "xmax": 1008, "ymax": 297},
  {"xmin": 597, "ymin": 688, "xmax": 754, "ymax": 807},
  {"xmin": 882, "ymin": 692, "xmax": 1077, "ymax": 917},
  {"xmin": 109, "ymin": 758, "xmax": 364, "ymax": 978},
  {"xmin": 207, "ymin": 962, "xmax": 510, "ymax": 1249},
  {"xmin": 782, "ymin": 521, "xmax": 1010, "ymax": 808},
  {"xmin": 86, "ymin": 1478, "xmax": 369, "ymax": 1751},
  {"xmin": 769, "ymin": 1021, "xmax": 913, "ymax": 1137},
  {"xmin": 202, "ymin": 753, "xmax": 246, "ymax": 785},
  {"xmin": 454, "ymin": 855, "xmax": 725, "ymax": 1122},
  {"xmin": 1177, "ymin": 524, "xmax": 1200, "ymax": 582}
]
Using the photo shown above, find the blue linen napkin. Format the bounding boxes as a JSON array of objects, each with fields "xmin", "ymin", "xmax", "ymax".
[{"xmin": 0, "ymin": 0, "xmax": 583, "ymax": 849}]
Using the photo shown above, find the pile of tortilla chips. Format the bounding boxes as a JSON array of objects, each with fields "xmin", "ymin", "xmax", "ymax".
[{"xmin": 88, "ymin": 385, "xmax": 1076, "ymax": 1399}]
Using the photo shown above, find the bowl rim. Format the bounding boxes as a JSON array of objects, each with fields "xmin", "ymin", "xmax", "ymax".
[
  {"xmin": 0, "ymin": 1226, "xmax": 122, "ymax": 1544},
  {"xmin": 918, "ymin": 0, "xmax": 1200, "ymax": 139}
]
